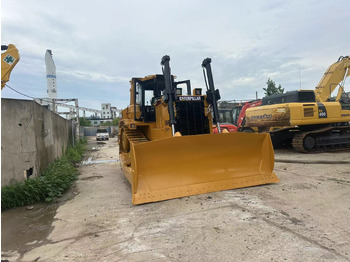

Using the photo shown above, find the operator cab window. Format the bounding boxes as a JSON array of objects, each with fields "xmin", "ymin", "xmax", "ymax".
[
  {"xmin": 144, "ymin": 90, "xmax": 153, "ymax": 106},
  {"xmin": 135, "ymin": 82, "xmax": 142, "ymax": 105},
  {"xmin": 298, "ymin": 91, "xmax": 316, "ymax": 102},
  {"xmin": 232, "ymin": 107, "xmax": 241, "ymax": 126}
]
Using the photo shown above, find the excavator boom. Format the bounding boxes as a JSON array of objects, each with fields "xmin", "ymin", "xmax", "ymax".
[{"xmin": 314, "ymin": 56, "xmax": 350, "ymax": 102}]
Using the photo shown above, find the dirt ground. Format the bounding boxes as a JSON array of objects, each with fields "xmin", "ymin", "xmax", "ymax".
[{"xmin": 2, "ymin": 137, "xmax": 350, "ymax": 262}]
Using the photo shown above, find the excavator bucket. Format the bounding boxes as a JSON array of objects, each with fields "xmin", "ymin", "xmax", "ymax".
[{"xmin": 126, "ymin": 132, "xmax": 279, "ymax": 204}]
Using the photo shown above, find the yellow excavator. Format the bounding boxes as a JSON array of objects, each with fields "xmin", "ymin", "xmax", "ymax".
[
  {"xmin": 1, "ymin": 44, "xmax": 20, "ymax": 90},
  {"xmin": 119, "ymin": 55, "xmax": 279, "ymax": 205},
  {"xmin": 245, "ymin": 56, "xmax": 350, "ymax": 152}
]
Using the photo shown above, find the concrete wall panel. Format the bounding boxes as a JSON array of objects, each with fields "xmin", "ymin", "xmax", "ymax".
[{"xmin": 1, "ymin": 98, "xmax": 73, "ymax": 186}]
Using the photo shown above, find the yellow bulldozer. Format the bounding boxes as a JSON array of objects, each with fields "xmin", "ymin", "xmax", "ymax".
[
  {"xmin": 119, "ymin": 56, "xmax": 279, "ymax": 205},
  {"xmin": 1, "ymin": 44, "xmax": 20, "ymax": 90}
]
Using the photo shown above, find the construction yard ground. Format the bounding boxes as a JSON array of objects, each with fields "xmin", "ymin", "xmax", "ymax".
[{"xmin": 1, "ymin": 137, "xmax": 350, "ymax": 262}]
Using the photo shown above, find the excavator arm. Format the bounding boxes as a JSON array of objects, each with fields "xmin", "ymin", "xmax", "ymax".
[
  {"xmin": 1, "ymin": 44, "xmax": 20, "ymax": 90},
  {"xmin": 314, "ymin": 56, "xmax": 350, "ymax": 102}
]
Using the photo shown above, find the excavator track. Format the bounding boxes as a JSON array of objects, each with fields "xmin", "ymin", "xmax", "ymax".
[{"xmin": 292, "ymin": 126, "xmax": 350, "ymax": 153}]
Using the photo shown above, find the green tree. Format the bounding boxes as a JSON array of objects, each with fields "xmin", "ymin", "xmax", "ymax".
[
  {"xmin": 111, "ymin": 117, "xmax": 120, "ymax": 126},
  {"xmin": 100, "ymin": 121, "xmax": 110, "ymax": 126},
  {"xmin": 79, "ymin": 117, "xmax": 91, "ymax": 126},
  {"xmin": 100, "ymin": 117, "xmax": 120, "ymax": 126},
  {"xmin": 263, "ymin": 78, "xmax": 284, "ymax": 96}
]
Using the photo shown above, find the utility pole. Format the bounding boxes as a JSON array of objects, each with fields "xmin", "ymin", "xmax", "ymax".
[{"xmin": 75, "ymin": 99, "xmax": 80, "ymax": 142}]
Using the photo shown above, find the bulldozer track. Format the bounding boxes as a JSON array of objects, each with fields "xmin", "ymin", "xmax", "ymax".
[
  {"xmin": 124, "ymin": 128, "xmax": 149, "ymax": 145},
  {"xmin": 292, "ymin": 126, "xmax": 350, "ymax": 153},
  {"xmin": 119, "ymin": 125, "xmax": 149, "ymax": 154}
]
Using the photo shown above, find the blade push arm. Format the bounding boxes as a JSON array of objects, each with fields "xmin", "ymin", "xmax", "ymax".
[
  {"xmin": 202, "ymin": 58, "xmax": 221, "ymax": 133},
  {"xmin": 161, "ymin": 55, "xmax": 176, "ymax": 136}
]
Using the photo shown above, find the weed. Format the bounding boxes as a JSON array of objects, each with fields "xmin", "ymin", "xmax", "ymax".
[{"xmin": 1, "ymin": 138, "xmax": 87, "ymax": 210}]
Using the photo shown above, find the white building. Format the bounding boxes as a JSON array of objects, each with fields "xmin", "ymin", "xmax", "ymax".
[
  {"xmin": 101, "ymin": 103, "xmax": 112, "ymax": 119},
  {"xmin": 110, "ymin": 106, "xmax": 118, "ymax": 118}
]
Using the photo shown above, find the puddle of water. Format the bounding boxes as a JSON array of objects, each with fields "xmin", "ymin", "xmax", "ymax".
[
  {"xmin": 93, "ymin": 159, "xmax": 118, "ymax": 164},
  {"xmin": 82, "ymin": 157, "xmax": 93, "ymax": 165},
  {"xmin": 1, "ymin": 184, "xmax": 79, "ymax": 259},
  {"xmin": 1, "ymin": 203, "xmax": 57, "ymax": 256},
  {"xmin": 81, "ymin": 157, "xmax": 118, "ymax": 165},
  {"xmin": 87, "ymin": 147, "xmax": 99, "ymax": 151}
]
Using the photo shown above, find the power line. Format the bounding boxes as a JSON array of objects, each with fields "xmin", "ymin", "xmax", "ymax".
[
  {"xmin": 5, "ymin": 84, "xmax": 35, "ymax": 99},
  {"xmin": 5, "ymin": 84, "xmax": 105, "ymax": 114},
  {"xmin": 5, "ymin": 84, "xmax": 74, "ymax": 106}
]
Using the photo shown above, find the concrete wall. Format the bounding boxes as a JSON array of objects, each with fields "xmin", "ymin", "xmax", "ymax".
[{"xmin": 1, "ymin": 98, "xmax": 73, "ymax": 186}]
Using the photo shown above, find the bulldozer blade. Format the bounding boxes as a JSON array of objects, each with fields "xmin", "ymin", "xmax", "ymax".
[{"xmin": 124, "ymin": 132, "xmax": 279, "ymax": 204}]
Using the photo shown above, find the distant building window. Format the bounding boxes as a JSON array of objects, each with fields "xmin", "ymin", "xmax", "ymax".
[{"xmin": 94, "ymin": 121, "xmax": 97, "ymax": 124}]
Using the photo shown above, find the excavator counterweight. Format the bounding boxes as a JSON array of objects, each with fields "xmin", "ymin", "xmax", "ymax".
[{"xmin": 119, "ymin": 56, "xmax": 279, "ymax": 204}]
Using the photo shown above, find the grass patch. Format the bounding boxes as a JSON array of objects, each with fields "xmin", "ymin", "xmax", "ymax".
[{"xmin": 1, "ymin": 138, "xmax": 87, "ymax": 211}]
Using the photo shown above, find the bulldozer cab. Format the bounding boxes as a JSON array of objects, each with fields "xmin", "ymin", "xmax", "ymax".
[
  {"xmin": 132, "ymin": 75, "xmax": 166, "ymax": 122},
  {"xmin": 131, "ymin": 74, "xmax": 211, "ymax": 136}
]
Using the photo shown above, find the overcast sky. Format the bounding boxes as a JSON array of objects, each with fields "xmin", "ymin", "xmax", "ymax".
[{"xmin": 1, "ymin": 0, "xmax": 349, "ymax": 115}]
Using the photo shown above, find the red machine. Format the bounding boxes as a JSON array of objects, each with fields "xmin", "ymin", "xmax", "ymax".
[
  {"xmin": 215, "ymin": 99, "xmax": 262, "ymax": 133},
  {"xmin": 213, "ymin": 123, "xmax": 237, "ymax": 133}
]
